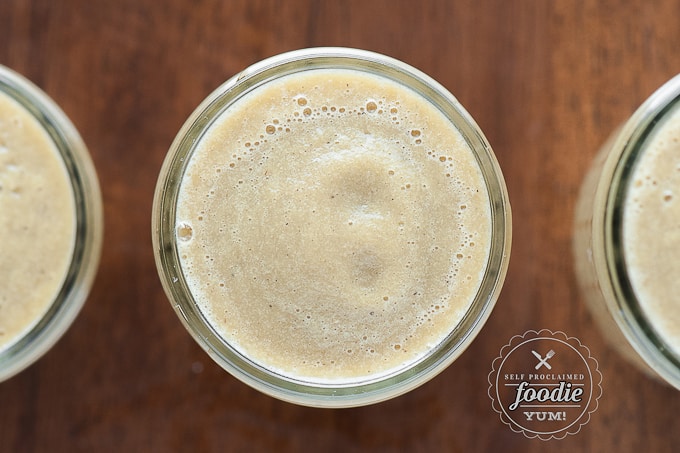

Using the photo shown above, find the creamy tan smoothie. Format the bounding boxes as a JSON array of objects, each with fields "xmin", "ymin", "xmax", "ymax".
[
  {"xmin": 0, "ymin": 90, "xmax": 76, "ymax": 352},
  {"xmin": 175, "ymin": 68, "xmax": 492, "ymax": 383},
  {"xmin": 623, "ymin": 103, "xmax": 680, "ymax": 356}
]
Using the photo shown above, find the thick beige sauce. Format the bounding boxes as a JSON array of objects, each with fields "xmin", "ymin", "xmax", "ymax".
[
  {"xmin": 0, "ymin": 90, "xmax": 76, "ymax": 352},
  {"xmin": 624, "ymin": 104, "xmax": 680, "ymax": 356},
  {"xmin": 176, "ymin": 69, "xmax": 491, "ymax": 382}
]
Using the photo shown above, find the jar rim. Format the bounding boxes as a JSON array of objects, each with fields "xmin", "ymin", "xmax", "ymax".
[
  {"xmin": 600, "ymin": 74, "xmax": 680, "ymax": 387},
  {"xmin": 0, "ymin": 65, "xmax": 103, "ymax": 382},
  {"xmin": 152, "ymin": 48, "xmax": 511, "ymax": 407}
]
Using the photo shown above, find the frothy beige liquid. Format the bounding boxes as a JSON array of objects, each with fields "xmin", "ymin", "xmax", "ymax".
[
  {"xmin": 0, "ymin": 91, "xmax": 76, "ymax": 351},
  {"xmin": 177, "ymin": 69, "xmax": 491, "ymax": 382},
  {"xmin": 624, "ymin": 104, "xmax": 680, "ymax": 356}
]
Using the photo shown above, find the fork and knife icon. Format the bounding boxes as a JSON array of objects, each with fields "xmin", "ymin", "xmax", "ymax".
[{"xmin": 532, "ymin": 349, "xmax": 556, "ymax": 370}]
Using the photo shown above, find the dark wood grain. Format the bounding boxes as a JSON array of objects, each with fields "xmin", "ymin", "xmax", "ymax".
[{"xmin": 1, "ymin": 0, "xmax": 679, "ymax": 451}]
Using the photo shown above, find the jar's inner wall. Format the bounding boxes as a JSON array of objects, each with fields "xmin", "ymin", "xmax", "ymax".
[
  {"xmin": 173, "ymin": 66, "xmax": 494, "ymax": 384},
  {"xmin": 620, "ymin": 98, "xmax": 680, "ymax": 360},
  {"xmin": 0, "ymin": 88, "xmax": 76, "ymax": 353}
]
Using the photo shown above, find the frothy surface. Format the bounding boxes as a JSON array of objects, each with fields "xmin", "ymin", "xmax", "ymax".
[
  {"xmin": 176, "ymin": 69, "xmax": 491, "ymax": 382},
  {"xmin": 0, "ymin": 90, "xmax": 76, "ymax": 351},
  {"xmin": 624, "ymin": 103, "xmax": 680, "ymax": 356}
]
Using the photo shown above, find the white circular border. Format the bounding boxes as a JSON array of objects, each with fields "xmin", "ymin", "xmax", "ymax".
[{"xmin": 488, "ymin": 329, "xmax": 603, "ymax": 441}]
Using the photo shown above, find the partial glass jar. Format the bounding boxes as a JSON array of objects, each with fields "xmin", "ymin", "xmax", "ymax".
[
  {"xmin": 574, "ymin": 75, "xmax": 680, "ymax": 389},
  {"xmin": 153, "ymin": 48, "xmax": 511, "ymax": 407},
  {"xmin": 0, "ymin": 65, "xmax": 102, "ymax": 382}
]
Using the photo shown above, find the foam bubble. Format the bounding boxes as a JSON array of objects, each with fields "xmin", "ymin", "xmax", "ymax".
[{"xmin": 177, "ymin": 223, "xmax": 193, "ymax": 241}]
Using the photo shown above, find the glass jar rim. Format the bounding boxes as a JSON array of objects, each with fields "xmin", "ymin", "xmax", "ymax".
[
  {"xmin": 601, "ymin": 74, "xmax": 680, "ymax": 387},
  {"xmin": 152, "ymin": 47, "xmax": 512, "ymax": 407},
  {"xmin": 0, "ymin": 65, "xmax": 103, "ymax": 382}
]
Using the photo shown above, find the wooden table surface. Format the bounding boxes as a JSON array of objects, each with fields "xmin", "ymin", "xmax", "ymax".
[{"xmin": 2, "ymin": 0, "xmax": 679, "ymax": 451}]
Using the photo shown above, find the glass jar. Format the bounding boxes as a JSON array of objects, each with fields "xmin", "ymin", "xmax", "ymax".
[
  {"xmin": 153, "ymin": 48, "xmax": 511, "ymax": 407},
  {"xmin": 0, "ymin": 65, "xmax": 103, "ymax": 382},
  {"xmin": 574, "ymin": 75, "xmax": 680, "ymax": 389}
]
